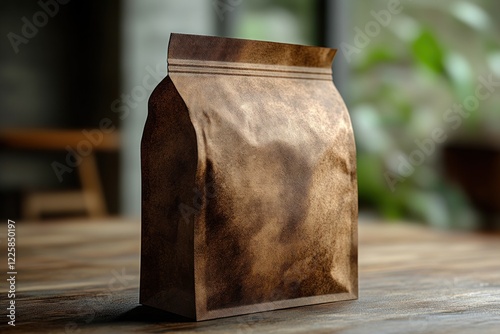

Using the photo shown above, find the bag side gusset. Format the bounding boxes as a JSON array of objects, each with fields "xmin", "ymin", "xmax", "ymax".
[{"xmin": 140, "ymin": 75, "xmax": 198, "ymax": 319}]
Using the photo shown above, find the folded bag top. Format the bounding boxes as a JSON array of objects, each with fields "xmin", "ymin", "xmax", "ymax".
[
  {"xmin": 167, "ymin": 32, "xmax": 336, "ymax": 67},
  {"xmin": 141, "ymin": 33, "xmax": 357, "ymax": 321}
]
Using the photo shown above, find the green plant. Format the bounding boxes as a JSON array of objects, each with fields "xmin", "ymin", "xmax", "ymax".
[{"xmin": 351, "ymin": 0, "xmax": 500, "ymax": 228}]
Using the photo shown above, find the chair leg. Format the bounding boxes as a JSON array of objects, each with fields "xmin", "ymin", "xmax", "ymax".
[{"xmin": 78, "ymin": 153, "xmax": 108, "ymax": 217}]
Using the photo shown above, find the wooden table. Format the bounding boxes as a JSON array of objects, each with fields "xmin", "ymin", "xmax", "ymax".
[{"xmin": 1, "ymin": 219, "xmax": 499, "ymax": 333}]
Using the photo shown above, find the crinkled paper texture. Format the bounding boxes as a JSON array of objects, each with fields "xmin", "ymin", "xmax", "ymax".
[{"xmin": 141, "ymin": 33, "xmax": 358, "ymax": 321}]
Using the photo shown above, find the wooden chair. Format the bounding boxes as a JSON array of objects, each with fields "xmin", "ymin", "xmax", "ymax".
[{"xmin": 0, "ymin": 129, "xmax": 120, "ymax": 220}]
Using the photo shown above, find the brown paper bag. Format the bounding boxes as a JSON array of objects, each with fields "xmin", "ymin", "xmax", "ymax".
[{"xmin": 141, "ymin": 33, "xmax": 357, "ymax": 321}]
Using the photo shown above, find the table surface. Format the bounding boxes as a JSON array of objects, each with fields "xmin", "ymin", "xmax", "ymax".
[{"xmin": 1, "ymin": 218, "xmax": 499, "ymax": 333}]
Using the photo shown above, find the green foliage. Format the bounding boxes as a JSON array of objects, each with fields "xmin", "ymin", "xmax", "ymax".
[
  {"xmin": 411, "ymin": 29, "xmax": 445, "ymax": 74},
  {"xmin": 352, "ymin": 0, "xmax": 499, "ymax": 228}
]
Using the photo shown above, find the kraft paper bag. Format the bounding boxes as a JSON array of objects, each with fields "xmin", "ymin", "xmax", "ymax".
[{"xmin": 141, "ymin": 33, "xmax": 358, "ymax": 321}]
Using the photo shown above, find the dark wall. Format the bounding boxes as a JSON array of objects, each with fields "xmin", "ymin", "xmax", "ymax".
[{"xmin": 0, "ymin": 0, "xmax": 121, "ymax": 218}]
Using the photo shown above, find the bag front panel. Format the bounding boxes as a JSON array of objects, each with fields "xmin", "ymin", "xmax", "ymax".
[{"xmin": 171, "ymin": 73, "xmax": 357, "ymax": 315}]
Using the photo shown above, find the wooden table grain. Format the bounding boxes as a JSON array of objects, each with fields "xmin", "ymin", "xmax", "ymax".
[{"xmin": 1, "ymin": 218, "xmax": 499, "ymax": 333}]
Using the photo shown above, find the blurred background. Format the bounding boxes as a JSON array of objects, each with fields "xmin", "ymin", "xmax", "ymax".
[{"xmin": 1, "ymin": 0, "xmax": 499, "ymax": 230}]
